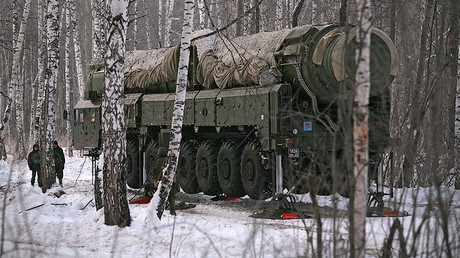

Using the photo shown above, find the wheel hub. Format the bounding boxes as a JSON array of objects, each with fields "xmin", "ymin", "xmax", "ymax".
[
  {"xmin": 199, "ymin": 159, "xmax": 208, "ymax": 179},
  {"xmin": 221, "ymin": 158, "xmax": 231, "ymax": 181}
]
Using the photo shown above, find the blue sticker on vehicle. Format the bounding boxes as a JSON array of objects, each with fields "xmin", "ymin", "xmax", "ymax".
[{"xmin": 304, "ymin": 122, "xmax": 312, "ymax": 131}]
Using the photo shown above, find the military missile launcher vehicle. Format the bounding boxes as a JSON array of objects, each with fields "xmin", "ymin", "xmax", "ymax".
[{"xmin": 72, "ymin": 24, "xmax": 398, "ymax": 199}]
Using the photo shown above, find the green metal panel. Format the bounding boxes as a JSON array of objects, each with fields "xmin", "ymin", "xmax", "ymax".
[
  {"xmin": 164, "ymin": 94, "xmax": 175, "ymax": 125},
  {"xmin": 195, "ymin": 89, "xmax": 220, "ymax": 126},
  {"xmin": 164, "ymin": 91, "xmax": 199, "ymax": 126},
  {"xmin": 216, "ymin": 86, "xmax": 270, "ymax": 127},
  {"xmin": 125, "ymin": 93, "xmax": 142, "ymax": 128},
  {"xmin": 141, "ymin": 93, "xmax": 169, "ymax": 126},
  {"xmin": 184, "ymin": 92, "xmax": 198, "ymax": 125},
  {"xmin": 72, "ymin": 99, "xmax": 101, "ymax": 150}
]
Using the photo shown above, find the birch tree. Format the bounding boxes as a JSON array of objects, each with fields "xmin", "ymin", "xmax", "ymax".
[
  {"xmin": 235, "ymin": 0, "xmax": 243, "ymax": 36},
  {"xmin": 292, "ymin": 0, "xmax": 306, "ymax": 28},
  {"xmin": 275, "ymin": 0, "xmax": 285, "ymax": 30},
  {"xmin": 402, "ymin": 0, "xmax": 434, "ymax": 187},
  {"xmin": 198, "ymin": 0, "xmax": 206, "ymax": 30},
  {"xmin": 1, "ymin": 0, "xmax": 32, "ymax": 161},
  {"xmin": 65, "ymin": 2, "xmax": 73, "ymax": 157},
  {"xmin": 250, "ymin": 0, "xmax": 260, "ymax": 34},
  {"xmin": 92, "ymin": 0, "xmax": 105, "ymax": 59},
  {"xmin": 352, "ymin": 0, "xmax": 372, "ymax": 257},
  {"xmin": 33, "ymin": 0, "xmax": 47, "ymax": 146},
  {"xmin": 15, "ymin": 0, "xmax": 31, "ymax": 160},
  {"xmin": 143, "ymin": 0, "xmax": 152, "ymax": 49},
  {"xmin": 450, "ymin": 0, "xmax": 460, "ymax": 189},
  {"xmin": 165, "ymin": 0, "xmax": 175, "ymax": 47},
  {"xmin": 133, "ymin": 0, "xmax": 138, "ymax": 51},
  {"xmin": 42, "ymin": 0, "xmax": 61, "ymax": 191},
  {"xmin": 158, "ymin": 0, "xmax": 164, "ymax": 47},
  {"xmin": 102, "ymin": 0, "xmax": 131, "ymax": 227},
  {"xmin": 147, "ymin": 0, "xmax": 195, "ymax": 221},
  {"xmin": 69, "ymin": 0, "xmax": 86, "ymax": 100}
]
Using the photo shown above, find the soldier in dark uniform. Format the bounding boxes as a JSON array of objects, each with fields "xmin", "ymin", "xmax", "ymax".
[
  {"xmin": 148, "ymin": 147, "xmax": 179, "ymax": 215},
  {"xmin": 53, "ymin": 141, "xmax": 65, "ymax": 186},
  {"xmin": 28, "ymin": 144, "xmax": 42, "ymax": 187},
  {"xmin": 145, "ymin": 147, "xmax": 168, "ymax": 197}
]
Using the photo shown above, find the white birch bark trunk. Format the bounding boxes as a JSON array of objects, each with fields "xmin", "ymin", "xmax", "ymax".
[
  {"xmin": 210, "ymin": 0, "xmax": 217, "ymax": 28},
  {"xmin": 275, "ymin": 0, "xmax": 284, "ymax": 30},
  {"xmin": 43, "ymin": 0, "xmax": 61, "ymax": 191},
  {"xmin": 65, "ymin": 2, "xmax": 73, "ymax": 157},
  {"xmin": 198, "ymin": 0, "xmax": 206, "ymax": 30},
  {"xmin": 217, "ymin": 0, "xmax": 225, "ymax": 28},
  {"xmin": 165, "ymin": 0, "xmax": 175, "ymax": 47},
  {"xmin": 158, "ymin": 0, "xmax": 164, "ymax": 47},
  {"xmin": 250, "ymin": 0, "xmax": 259, "ymax": 34},
  {"xmin": 29, "ymin": 75, "xmax": 38, "ymax": 149},
  {"xmin": 133, "ymin": 0, "xmax": 138, "ymax": 51},
  {"xmin": 260, "ymin": 1, "xmax": 267, "ymax": 32},
  {"xmin": 69, "ymin": 0, "xmax": 85, "ymax": 100},
  {"xmin": 12, "ymin": 1, "xmax": 18, "ymax": 53},
  {"xmin": 102, "ymin": 0, "xmax": 131, "ymax": 227},
  {"xmin": 100, "ymin": 0, "xmax": 108, "ymax": 57},
  {"xmin": 143, "ymin": 0, "xmax": 152, "ymax": 49},
  {"xmin": 244, "ymin": 1, "xmax": 250, "ymax": 35},
  {"xmin": 34, "ymin": 0, "xmax": 47, "ymax": 146},
  {"xmin": 147, "ymin": 0, "xmax": 195, "ymax": 222},
  {"xmin": 92, "ymin": 0, "xmax": 102, "ymax": 59},
  {"xmin": 352, "ymin": 0, "xmax": 372, "ymax": 257},
  {"xmin": 450, "ymin": 0, "xmax": 460, "ymax": 189},
  {"xmin": 7, "ymin": 0, "xmax": 31, "ymax": 161},
  {"xmin": 456, "ymin": 71, "xmax": 460, "ymax": 189}
]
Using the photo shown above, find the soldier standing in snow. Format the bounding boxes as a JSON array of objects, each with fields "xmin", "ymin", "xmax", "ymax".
[
  {"xmin": 145, "ymin": 147, "xmax": 168, "ymax": 197},
  {"xmin": 53, "ymin": 141, "xmax": 65, "ymax": 186},
  {"xmin": 149, "ymin": 147, "xmax": 180, "ymax": 215},
  {"xmin": 28, "ymin": 144, "xmax": 42, "ymax": 187},
  {"xmin": 144, "ymin": 147, "xmax": 167, "ymax": 197}
]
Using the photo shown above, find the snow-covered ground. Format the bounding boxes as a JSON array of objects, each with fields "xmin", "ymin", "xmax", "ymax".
[{"xmin": 1, "ymin": 153, "xmax": 459, "ymax": 257}]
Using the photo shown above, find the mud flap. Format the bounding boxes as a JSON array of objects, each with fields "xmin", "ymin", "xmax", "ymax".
[{"xmin": 129, "ymin": 196, "xmax": 152, "ymax": 204}]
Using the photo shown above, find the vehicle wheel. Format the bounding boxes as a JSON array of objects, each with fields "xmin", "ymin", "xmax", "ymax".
[
  {"xmin": 195, "ymin": 141, "xmax": 222, "ymax": 195},
  {"xmin": 145, "ymin": 139, "xmax": 158, "ymax": 179},
  {"xmin": 240, "ymin": 142, "xmax": 270, "ymax": 200},
  {"xmin": 126, "ymin": 138, "xmax": 140, "ymax": 188},
  {"xmin": 217, "ymin": 141, "xmax": 245, "ymax": 197},
  {"xmin": 178, "ymin": 140, "xmax": 201, "ymax": 194}
]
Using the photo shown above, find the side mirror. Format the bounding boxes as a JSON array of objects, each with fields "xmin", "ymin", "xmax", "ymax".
[{"xmin": 63, "ymin": 110, "xmax": 75, "ymax": 122}]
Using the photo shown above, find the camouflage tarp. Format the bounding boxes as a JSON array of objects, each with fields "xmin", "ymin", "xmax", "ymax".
[
  {"xmin": 122, "ymin": 27, "xmax": 304, "ymax": 91},
  {"xmin": 124, "ymin": 46, "xmax": 179, "ymax": 91},
  {"xmin": 197, "ymin": 50, "xmax": 279, "ymax": 89}
]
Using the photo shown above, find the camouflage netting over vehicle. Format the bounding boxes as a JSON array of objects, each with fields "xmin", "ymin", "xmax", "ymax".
[{"xmin": 123, "ymin": 28, "xmax": 299, "ymax": 91}]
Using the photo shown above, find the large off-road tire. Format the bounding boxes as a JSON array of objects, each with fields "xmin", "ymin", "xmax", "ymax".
[
  {"xmin": 126, "ymin": 138, "xmax": 140, "ymax": 188},
  {"xmin": 240, "ymin": 142, "xmax": 270, "ymax": 200},
  {"xmin": 195, "ymin": 141, "xmax": 222, "ymax": 195},
  {"xmin": 144, "ymin": 139, "xmax": 159, "ymax": 179},
  {"xmin": 178, "ymin": 140, "xmax": 201, "ymax": 194},
  {"xmin": 217, "ymin": 141, "xmax": 245, "ymax": 197}
]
